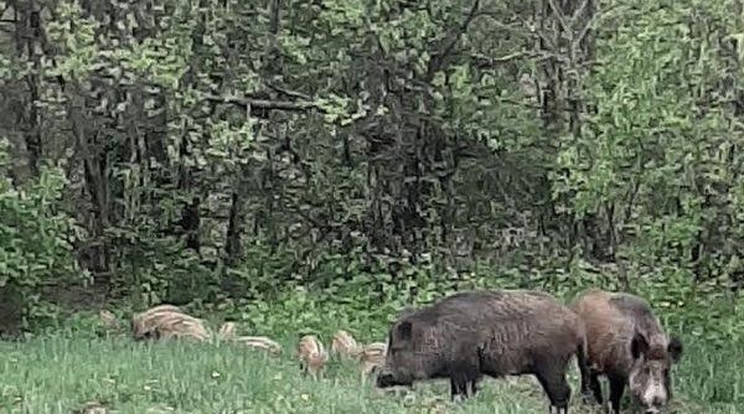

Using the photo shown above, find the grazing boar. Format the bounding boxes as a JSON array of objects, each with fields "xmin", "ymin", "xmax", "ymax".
[
  {"xmin": 297, "ymin": 334, "xmax": 329, "ymax": 380},
  {"xmin": 376, "ymin": 290, "xmax": 589, "ymax": 413},
  {"xmin": 331, "ymin": 330, "xmax": 362, "ymax": 359},
  {"xmin": 131, "ymin": 304, "xmax": 182, "ymax": 339},
  {"xmin": 359, "ymin": 342, "xmax": 387, "ymax": 381},
  {"xmin": 234, "ymin": 335, "xmax": 283, "ymax": 355},
  {"xmin": 131, "ymin": 305, "xmax": 210, "ymax": 342},
  {"xmin": 218, "ymin": 322, "xmax": 237, "ymax": 340},
  {"xmin": 152, "ymin": 311, "xmax": 211, "ymax": 342},
  {"xmin": 570, "ymin": 289, "xmax": 683, "ymax": 414},
  {"xmin": 98, "ymin": 310, "xmax": 120, "ymax": 330}
]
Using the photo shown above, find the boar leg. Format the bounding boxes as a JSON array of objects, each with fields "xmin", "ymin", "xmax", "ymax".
[
  {"xmin": 533, "ymin": 364, "xmax": 571, "ymax": 414},
  {"xmin": 576, "ymin": 344, "xmax": 592, "ymax": 402},
  {"xmin": 588, "ymin": 370, "xmax": 603, "ymax": 404},
  {"xmin": 360, "ymin": 362, "xmax": 376, "ymax": 384},
  {"xmin": 449, "ymin": 373, "xmax": 475, "ymax": 401},
  {"xmin": 449, "ymin": 377, "xmax": 465, "ymax": 401},
  {"xmin": 469, "ymin": 377, "xmax": 480, "ymax": 396},
  {"xmin": 449, "ymin": 356, "xmax": 480, "ymax": 401},
  {"xmin": 449, "ymin": 379, "xmax": 458, "ymax": 401},
  {"xmin": 607, "ymin": 374, "xmax": 625, "ymax": 414}
]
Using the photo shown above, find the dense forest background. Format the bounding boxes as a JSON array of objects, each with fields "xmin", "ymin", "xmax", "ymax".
[{"xmin": 1, "ymin": 0, "xmax": 743, "ymax": 343}]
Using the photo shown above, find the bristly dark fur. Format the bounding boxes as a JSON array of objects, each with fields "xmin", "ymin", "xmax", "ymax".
[{"xmin": 377, "ymin": 290, "xmax": 589, "ymax": 413}]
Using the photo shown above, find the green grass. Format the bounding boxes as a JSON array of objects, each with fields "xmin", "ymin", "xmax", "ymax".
[{"xmin": 0, "ymin": 331, "xmax": 741, "ymax": 414}]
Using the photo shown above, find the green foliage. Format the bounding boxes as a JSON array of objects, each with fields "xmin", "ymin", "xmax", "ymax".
[
  {"xmin": 0, "ymin": 143, "xmax": 83, "ymax": 330},
  {"xmin": 1, "ymin": 0, "xmax": 744, "ymax": 349}
]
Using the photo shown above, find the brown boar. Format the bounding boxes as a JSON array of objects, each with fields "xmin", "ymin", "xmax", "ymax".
[
  {"xmin": 98, "ymin": 310, "xmax": 120, "ymax": 331},
  {"xmin": 331, "ymin": 329, "xmax": 362, "ymax": 359},
  {"xmin": 376, "ymin": 290, "xmax": 589, "ymax": 413},
  {"xmin": 152, "ymin": 311, "xmax": 211, "ymax": 342},
  {"xmin": 131, "ymin": 305, "xmax": 210, "ymax": 342},
  {"xmin": 359, "ymin": 341, "xmax": 387, "ymax": 381},
  {"xmin": 131, "ymin": 304, "xmax": 182, "ymax": 339},
  {"xmin": 570, "ymin": 289, "xmax": 683, "ymax": 414},
  {"xmin": 234, "ymin": 335, "xmax": 284, "ymax": 355},
  {"xmin": 297, "ymin": 334, "xmax": 329, "ymax": 380}
]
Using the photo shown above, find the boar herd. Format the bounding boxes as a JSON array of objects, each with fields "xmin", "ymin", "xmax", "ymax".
[
  {"xmin": 295, "ymin": 332, "xmax": 388, "ymax": 381},
  {"xmin": 126, "ymin": 304, "xmax": 283, "ymax": 353},
  {"xmin": 119, "ymin": 305, "xmax": 386, "ymax": 380},
  {"xmin": 376, "ymin": 288, "xmax": 683, "ymax": 414},
  {"xmin": 116, "ymin": 288, "xmax": 682, "ymax": 414}
]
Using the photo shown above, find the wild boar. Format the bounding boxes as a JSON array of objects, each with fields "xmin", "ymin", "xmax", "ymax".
[
  {"xmin": 152, "ymin": 311, "xmax": 211, "ymax": 342},
  {"xmin": 98, "ymin": 310, "xmax": 120, "ymax": 330},
  {"xmin": 234, "ymin": 335, "xmax": 283, "ymax": 355},
  {"xmin": 570, "ymin": 289, "xmax": 683, "ymax": 414},
  {"xmin": 297, "ymin": 334, "xmax": 329, "ymax": 380},
  {"xmin": 358, "ymin": 341, "xmax": 387, "ymax": 381},
  {"xmin": 376, "ymin": 290, "xmax": 589, "ymax": 413},
  {"xmin": 131, "ymin": 304, "xmax": 182, "ymax": 339},
  {"xmin": 331, "ymin": 329, "xmax": 362, "ymax": 359},
  {"xmin": 131, "ymin": 305, "xmax": 210, "ymax": 342}
]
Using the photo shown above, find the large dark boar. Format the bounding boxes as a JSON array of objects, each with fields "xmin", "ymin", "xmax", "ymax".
[
  {"xmin": 376, "ymin": 290, "xmax": 589, "ymax": 413},
  {"xmin": 570, "ymin": 289, "xmax": 683, "ymax": 414}
]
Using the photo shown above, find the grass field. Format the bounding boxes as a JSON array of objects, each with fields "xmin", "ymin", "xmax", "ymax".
[{"xmin": 0, "ymin": 331, "xmax": 741, "ymax": 414}]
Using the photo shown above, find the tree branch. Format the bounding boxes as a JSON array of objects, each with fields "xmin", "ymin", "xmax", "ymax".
[
  {"xmin": 426, "ymin": 0, "xmax": 482, "ymax": 80},
  {"xmin": 471, "ymin": 51, "xmax": 548, "ymax": 69},
  {"xmin": 267, "ymin": 82, "xmax": 313, "ymax": 101},
  {"xmin": 546, "ymin": 0, "xmax": 571, "ymax": 38},
  {"xmin": 203, "ymin": 93, "xmax": 324, "ymax": 113}
]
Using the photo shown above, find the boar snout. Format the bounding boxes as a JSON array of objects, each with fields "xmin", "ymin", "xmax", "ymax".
[
  {"xmin": 641, "ymin": 397, "xmax": 664, "ymax": 414},
  {"xmin": 376, "ymin": 372, "xmax": 394, "ymax": 387},
  {"xmin": 376, "ymin": 370, "xmax": 411, "ymax": 388}
]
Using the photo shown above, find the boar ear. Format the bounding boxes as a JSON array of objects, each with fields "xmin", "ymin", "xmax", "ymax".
[
  {"xmin": 667, "ymin": 336, "xmax": 683, "ymax": 363},
  {"xmin": 397, "ymin": 321, "xmax": 413, "ymax": 341},
  {"xmin": 630, "ymin": 332, "xmax": 649, "ymax": 360}
]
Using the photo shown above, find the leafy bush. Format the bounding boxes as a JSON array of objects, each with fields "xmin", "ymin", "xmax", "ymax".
[
  {"xmin": 193, "ymin": 247, "xmax": 743, "ymax": 349},
  {"xmin": 0, "ymin": 140, "xmax": 84, "ymax": 333}
]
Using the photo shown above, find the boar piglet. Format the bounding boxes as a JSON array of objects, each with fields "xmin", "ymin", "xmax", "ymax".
[
  {"xmin": 571, "ymin": 289, "xmax": 683, "ymax": 414},
  {"xmin": 331, "ymin": 329, "xmax": 362, "ymax": 359},
  {"xmin": 297, "ymin": 334, "xmax": 328, "ymax": 380},
  {"xmin": 377, "ymin": 290, "xmax": 589, "ymax": 413}
]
